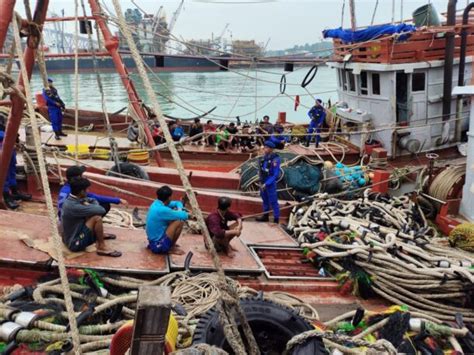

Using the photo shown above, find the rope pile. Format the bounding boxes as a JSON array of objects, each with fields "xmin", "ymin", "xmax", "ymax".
[
  {"xmin": 288, "ymin": 188, "xmax": 474, "ymax": 323},
  {"xmin": 0, "ymin": 270, "xmax": 317, "ymax": 352},
  {"xmin": 428, "ymin": 164, "xmax": 466, "ymax": 203},
  {"xmin": 1, "ymin": 269, "xmax": 472, "ymax": 354}
]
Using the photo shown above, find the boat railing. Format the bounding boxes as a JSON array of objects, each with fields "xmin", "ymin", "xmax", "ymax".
[{"xmin": 331, "ymin": 24, "xmax": 474, "ymax": 64}]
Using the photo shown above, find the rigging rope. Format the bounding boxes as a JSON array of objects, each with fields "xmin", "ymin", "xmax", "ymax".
[
  {"xmin": 11, "ymin": 14, "xmax": 82, "ymax": 354},
  {"xmin": 110, "ymin": 1, "xmax": 260, "ymax": 353},
  {"xmin": 74, "ymin": 0, "xmax": 80, "ymax": 160},
  {"xmin": 79, "ymin": 0, "xmax": 122, "ymax": 171}
]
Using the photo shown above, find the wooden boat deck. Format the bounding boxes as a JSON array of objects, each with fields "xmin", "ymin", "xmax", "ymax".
[{"xmin": 0, "ymin": 211, "xmax": 297, "ymax": 276}]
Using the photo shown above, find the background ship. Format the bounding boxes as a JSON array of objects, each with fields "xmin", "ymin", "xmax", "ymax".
[{"xmin": 0, "ymin": 1, "xmax": 266, "ymax": 73}]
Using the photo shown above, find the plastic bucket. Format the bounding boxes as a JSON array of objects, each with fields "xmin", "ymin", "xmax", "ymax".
[
  {"xmin": 127, "ymin": 149, "xmax": 149, "ymax": 166},
  {"xmin": 66, "ymin": 144, "xmax": 89, "ymax": 159},
  {"xmin": 92, "ymin": 148, "xmax": 110, "ymax": 160},
  {"xmin": 413, "ymin": 4, "xmax": 440, "ymax": 27}
]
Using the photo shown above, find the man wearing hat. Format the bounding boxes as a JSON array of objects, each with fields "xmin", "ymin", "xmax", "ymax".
[
  {"xmin": 305, "ymin": 99, "xmax": 326, "ymax": 148},
  {"xmin": 57, "ymin": 165, "xmax": 127, "ymax": 220},
  {"xmin": 42, "ymin": 78, "xmax": 66, "ymax": 140},
  {"xmin": 256, "ymin": 140, "xmax": 281, "ymax": 224}
]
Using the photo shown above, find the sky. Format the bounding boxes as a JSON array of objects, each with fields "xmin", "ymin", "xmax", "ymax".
[{"xmin": 15, "ymin": 0, "xmax": 473, "ymax": 50}]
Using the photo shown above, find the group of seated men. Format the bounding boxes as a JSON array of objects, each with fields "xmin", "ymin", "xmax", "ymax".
[
  {"xmin": 151, "ymin": 115, "xmax": 288, "ymax": 153},
  {"xmin": 59, "ymin": 166, "xmax": 243, "ymax": 258}
]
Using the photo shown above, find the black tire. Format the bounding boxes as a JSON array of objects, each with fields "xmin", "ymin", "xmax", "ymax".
[
  {"xmin": 107, "ymin": 162, "xmax": 149, "ymax": 180},
  {"xmin": 193, "ymin": 297, "xmax": 327, "ymax": 355}
]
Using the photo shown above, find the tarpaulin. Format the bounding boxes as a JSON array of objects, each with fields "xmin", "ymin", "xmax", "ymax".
[{"xmin": 323, "ymin": 23, "xmax": 417, "ymax": 43}]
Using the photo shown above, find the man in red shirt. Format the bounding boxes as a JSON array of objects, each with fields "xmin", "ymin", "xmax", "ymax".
[{"xmin": 205, "ymin": 196, "xmax": 242, "ymax": 257}]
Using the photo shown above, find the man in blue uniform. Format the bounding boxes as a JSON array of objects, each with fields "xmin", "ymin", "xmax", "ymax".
[
  {"xmin": 0, "ymin": 129, "xmax": 32, "ymax": 209},
  {"xmin": 305, "ymin": 99, "xmax": 326, "ymax": 148},
  {"xmin": 256, "ymin": 140, "xmax": 281, "ymax": 224},
  {"xmin": 42, "ymin": 78, "xmax": 66, "ymax": 141}
]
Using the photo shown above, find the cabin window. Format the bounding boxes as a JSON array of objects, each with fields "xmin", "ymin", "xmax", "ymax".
[
  {"xmin": 348, "ymin": 71, "xmax": 356, "ymax": 92},
  {"xmin": 412, "ymin": 72, "xmax": 426, "ymax": 92},
  {"xmin": 360, "ymin": 71, "xmax": 368, "ymax": 95},
  {"xmin": 341, "ymin": 69, "xmax": 348, "ymax": 91},
  {"xmin": 372, "ymin": 73, "xmax": 381, "ymax": 95},
  {"xmin": 337, "ymin": 69, "xmax": 343, "ymax": 88}
]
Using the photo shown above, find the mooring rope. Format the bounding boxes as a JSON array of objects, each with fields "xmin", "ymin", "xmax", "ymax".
[{"xmin": 11, "ymin": 14, "xmax": 82, "ymax": 354}]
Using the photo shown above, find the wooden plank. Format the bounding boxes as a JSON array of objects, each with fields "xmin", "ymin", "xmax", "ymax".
[{"xmin": 131, "ymin": 286, "xmax": 171, "ymax": 355}]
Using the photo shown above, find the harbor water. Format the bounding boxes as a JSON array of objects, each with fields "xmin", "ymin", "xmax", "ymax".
[{"xmin": 30, "ymin": 66, "xmax": 337, "ymax": 124}]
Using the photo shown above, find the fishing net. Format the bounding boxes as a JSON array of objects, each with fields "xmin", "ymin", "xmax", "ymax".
[{"xmin": 239, "ymin": 153, "xmax": 322, "ymax": 200}]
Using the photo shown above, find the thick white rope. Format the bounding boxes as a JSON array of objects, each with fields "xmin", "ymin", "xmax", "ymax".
[
  {"xmin": 110, "ymin": 1, "xmax": 260, "ymax": 353},
  {"xmin": 12, "ymin": 15, "xmax": 82, "ymax": 354}
]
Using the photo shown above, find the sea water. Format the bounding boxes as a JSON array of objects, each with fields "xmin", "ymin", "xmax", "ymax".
[{"xmin": 30, "ymin": 65, "xmax": 337, "ymax": 124}]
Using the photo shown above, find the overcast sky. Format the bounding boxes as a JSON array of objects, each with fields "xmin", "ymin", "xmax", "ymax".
[{"xmin": 15, "ymin": 0, "xmax": 473, "ymax": 50}]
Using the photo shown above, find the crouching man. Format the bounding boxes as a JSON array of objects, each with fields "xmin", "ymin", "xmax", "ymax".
[
  {"xmin": 61, "ymin": 177, "xmax": 121, "ymax": 257},
  {"xmin": 205, "ymin": 196, "xmax": 242, "ymax": 257},
  {"xmin": 146, "ymin": 186, "xmax": 189, "ymax": 255}
]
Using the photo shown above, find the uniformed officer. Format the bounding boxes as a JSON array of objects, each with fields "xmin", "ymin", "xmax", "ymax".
[
  {"xmin": 305, "ymin": 99, "xmax": 326, "ymax": 148},
  {"xmin": 256, "ymin": 140, "xmax": 281, "ymax": 224},
  {"xmin": 0, "ymin": 130, "xmax": 32, "ymax": 209},
  {"xmin": 42, "ymin": 78, "xmax": 66, "ymax": 140}
]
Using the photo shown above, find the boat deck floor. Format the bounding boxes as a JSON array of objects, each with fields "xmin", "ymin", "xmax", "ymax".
[
  {"xmin": 23, "ymin": 130, "xmax": 360, "ymax": 168},
  {"xmin": 0, "ymin": 210, "xmax": 297, "ymax": 275},
  {"xmin": 0, "ymin": 209, "xmax": 389, "ymax": 311}
]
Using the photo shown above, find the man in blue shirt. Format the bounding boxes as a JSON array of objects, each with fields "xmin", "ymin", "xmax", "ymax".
[
  {"xmin": 57, "ymin": 165, "xmax": 127, "ymax": 219},
  {"xmin": 146, "ymin": 185, "xmax": 189, "ymax": 254},
  {"xmin": 256, "ymin": 141, "xmax": 281, "ymax": 224},
  {"xmin": 305, "ymin": 99, "xmax": 326, "ymax": 148},
  {"xmin": 42, "ymin": 78, "xmax": 66, "ymax": 141}
]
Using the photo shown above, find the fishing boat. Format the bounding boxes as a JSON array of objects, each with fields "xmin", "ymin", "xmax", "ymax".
[{"xmin": 1, "ymin": 0, "xmax": 474, "ymax": 354}]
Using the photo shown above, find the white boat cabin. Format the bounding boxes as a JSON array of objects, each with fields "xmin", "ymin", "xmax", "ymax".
[{"xmin": 328, "ymin": 59, "xmax": 472, "ymax": 157}]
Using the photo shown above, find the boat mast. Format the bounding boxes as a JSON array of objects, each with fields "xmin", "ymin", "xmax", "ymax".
[
  {"xmin": 0, "ymin": 0, "xmax": 50, "ymax": 206},
  {"xmin": 349, "ymin": 0, "xmax": 357, "ymax": 31},
  {"xmin": 88, "ymin": 0, "xmax": 164, "ymax": 166}
]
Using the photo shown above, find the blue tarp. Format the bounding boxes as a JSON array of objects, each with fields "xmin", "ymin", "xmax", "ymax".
[{"xmin": 323, "ymin": 23, "xmax": 417, "ymax": 44}]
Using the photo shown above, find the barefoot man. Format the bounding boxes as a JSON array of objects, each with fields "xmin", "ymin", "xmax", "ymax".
[
  {"xmin": 146, "ymin": 186, "xmax": 189, "ymax": 255},
  {"xmin": 61, "ymin": 177, "xmax": 121, "ymax": 257},
  {"xmin": 205, "ymin": 196, "xmax": 242, "ymax": 257}
]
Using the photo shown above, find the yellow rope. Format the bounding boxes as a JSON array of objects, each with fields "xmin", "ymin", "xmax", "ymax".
[
  {"xmin": 449, "ymin": 223, "xmax": 474, "ymax": 252},
  {"xmin": 12, "ymin": 14, "xmax": 82, "ymax": 354}
]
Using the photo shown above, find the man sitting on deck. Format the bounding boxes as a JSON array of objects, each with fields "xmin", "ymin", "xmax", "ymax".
[
  {"xmin": 57, "ymin": 165, "xmax": 127, "ymax": 220},
  {"xmin": 61, "ymin": 177, "xmax": 121, "ymax": 257},
  {"xmin": 146, "ymin": 186, "xmax": 189, "ymax": 255},
  {"xmin": 205, "ymin": 196, "xmax": 242, "ymax": 258}
]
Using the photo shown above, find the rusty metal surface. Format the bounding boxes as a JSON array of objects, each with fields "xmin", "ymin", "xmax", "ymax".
[
  {"xmin": 239, "ymin": 222, "xmax": 298, "ymax": 246},
  {"xmin": 250, "ymin": 246, "xmax": 330, "ymax": 280},
  {"xmin": 168, "ymin": 232, "xmax": 263, "ymax": 274},
  {"xmin": 0, "ymin": 211, "xmax": 169, "ymax": 274}
]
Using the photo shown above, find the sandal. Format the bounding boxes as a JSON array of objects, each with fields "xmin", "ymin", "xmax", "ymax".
[{"xmin": 97, "ymin": 250, "xmax": 122, "ymax": 257}]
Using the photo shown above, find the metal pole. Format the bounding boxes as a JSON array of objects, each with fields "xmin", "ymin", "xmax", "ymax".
[
  {"xmin": 0, "ymin": 0, "xmax": 49, "ymax": 208},
  {"xmin": 0, "ymin": 0, "xmax": 16, "ymax": 51},
  {"xmin": 456, "ymin": 2, "xmax": 474, "ymax": 141},
  {"xmin": 391, "ymin": 0, "xmax": 395, "ymax": 23},
  {"xmin": 349, "ymin": 0, "xmax": 357, "ymax": 31},
  {"xmin": 442, "ymin": 0, "xmax": 458, "ymax": 121},
  {"xmin": 87, "ymin": 0, "xmax": 164, "ymax": 166}
]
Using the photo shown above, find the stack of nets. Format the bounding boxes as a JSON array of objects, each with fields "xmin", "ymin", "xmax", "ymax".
[{"xmin": 239, "ymin": 153, "xmax": 323, "ymax": 200}]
